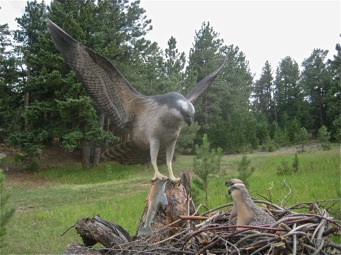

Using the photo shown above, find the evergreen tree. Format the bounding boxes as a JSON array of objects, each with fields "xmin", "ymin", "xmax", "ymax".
[
  {"xmin": 253, "ymin": 61, "xmax": 274, "ymax": 122},
  {"xmin": 221, "ymin": 46, "xmax": 254, "ymax": 153},
  {"xmin": 318, "ymin": 125, "xmax": 331, "ymax": 150},
  {"xmin": 186, "ymin": 22, "xmax": 253, "ymax": 152},
  {"xmin": 236, "ymin": 155, "xmax": 255, "ymax": 188},
  {"xmin": 326, "ymin": 43, "xmax": 341, "ymax": 141},
  {"xmin": 295, "ymin": 127, "xmax": 311, "ymax": 153},
  {"xmin": 270, "ymin": 121, "xmax": 290, "ymax": 147},
  {"xmin": 192, "ymin": 134, "xmax": 222, "ymax": 206},
  {"xmin": 273, "ymin": 57, "xmax": 302, "ymax": 127},
  {"xmin": 7, "ymin": 0, "xmax": 159, "ymax": 168},
  {"xmin": 301, "ymin": 49, "xmax": 331, "ymax": 132},
  {"xmin": 185, "ymin": 22, "xmax": 225, "ymax": 147},
  {"xmin": 0, "ymin": 23, "xmax": 20, "ymax": 141},
  {"xmin": 10, "ymin": 0, "xmax": 51, "ymax": 155},
  {"xmin": 161, "ymin": 36, "xmax": 186, "ymax": 93},
  {"xmin": 47, "ymin": 0, "xmax": 155, "ymax": 167}
]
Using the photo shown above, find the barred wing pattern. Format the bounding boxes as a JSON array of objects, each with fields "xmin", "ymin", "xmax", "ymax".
[{"xmin": 47, "ymin": 20, "xmax": 145, "ymax": 130}]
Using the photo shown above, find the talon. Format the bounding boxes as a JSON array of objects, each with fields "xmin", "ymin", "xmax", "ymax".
[
  {"xmin": 169, "ymin": 176, "xmax": 181, "ymax": 183},
  {"xmin": 152, "ymin": 174, "xmax": 168, "ymax": 181}
]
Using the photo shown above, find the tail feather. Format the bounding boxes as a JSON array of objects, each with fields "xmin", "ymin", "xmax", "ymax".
[{"xmin": 102, "ymin": 141, "xmax": 169, "ymax": 165}]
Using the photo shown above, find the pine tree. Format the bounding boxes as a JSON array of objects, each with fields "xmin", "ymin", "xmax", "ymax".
[
  {"xmin": 186, "ymin": 22, "xmax": 254, "ymax": 152},
  {"xmin": 192, "ymin": 134, "xmax": 222, "ymax": 206},
  {"xmin": 326, "ymin": 44, "xmax": 341, "ymax": 141},
  {"xmin": 301, "ymin": 49, "xmax": 331, "ymax": 132},
  {"xmin": 318, "ymin": 125, "xmax": 331, "ymax": 150},
  {"xmin": 8, "ymin": 0, "xmax": 157, "ymax": 167},
  {"xmin": 236, "ymin": 155, "xmax": 255, "ymax": 188},
  {"xmin": 253, "ymin": 61, "xmax": 274, "ymax": 122},
  {"xmin": 10, "ymin": 0, "xmax": 50, "ymax": 155},
  {"xmin": 185, "ymin": 22, "xmax": 224, "ymax": 147},
  {"xmin": 273, "ymin": 56, "xmax": 302, "ymax": 127},
  {"xmin": 295, "ymin": 127, "xmax": 311, "ymax": 153},
  {"xmin": 0, "ymin": 23, "xmax": 20, "ymax": 140}
]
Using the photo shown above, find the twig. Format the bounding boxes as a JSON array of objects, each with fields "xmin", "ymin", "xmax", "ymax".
[
  {"xmin": 286, "ymin": 198, "xmax": 341, "ymax": 210},
  {"xmin": 280, "ymin": 180, "xmax": 292, "ymax": 207},
  {"xmin": 60, "ymin": 224, "xmax": 75, "ymax": 236},
  {"xmin": 292, "ymin": 223, "xmax": 297, "ymax": 255},
  {"xmin": 180, "ymin": 215, "xmax": 209, "ymax": 220}
]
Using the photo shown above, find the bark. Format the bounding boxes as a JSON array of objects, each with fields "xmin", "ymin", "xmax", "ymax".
[
  {"xmin": 81, "ymin": 140, "xmax": 91, "ymax": 168},
  {"xmin": 136, "ymin": 173, "xmax": 195, "ymax": 241},
  {"xmin": 24, "ymin": 69, "xmax": 30, "ymax": 131},
  {"xmin": 74, "ymin": 216, "xmax": 130, "ymax": 248},
  {"xmin": 64, "ymin": 244, "xmax": 105, "ymax": 255},
  {"xmin": 93, "ymin": 113, "xmax": 105, "ymax": 167}
]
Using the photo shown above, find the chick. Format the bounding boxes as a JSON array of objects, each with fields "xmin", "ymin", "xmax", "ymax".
[{"xmin": 225, "ymin": 179, "xmax": 275, "ymax": 230}]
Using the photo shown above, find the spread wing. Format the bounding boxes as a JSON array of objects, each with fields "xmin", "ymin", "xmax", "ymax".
[
  {"xmin": 47, "ymin": 20, "xmax": 145, "ymax": 130},
  {"xmin": 185, "ymin": 56, "xmax": 227, "ymax": 103}
]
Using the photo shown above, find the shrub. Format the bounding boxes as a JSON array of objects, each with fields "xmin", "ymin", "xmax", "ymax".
[
  {"xmin": 276, "ymin": 154, "xmax": 300, "ymax": 175},
  {"xmin": 236, "ymin": 155, "xmax": 255, "ymax": 187},
  {"xmin": 318, "ymin": 125, "xmax": 331, "ymax": 150},
  {"xmin": 276, "ymin": 159, "xmax": 292, "ymax": 176}
]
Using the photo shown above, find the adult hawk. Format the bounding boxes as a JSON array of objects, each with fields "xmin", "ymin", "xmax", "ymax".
[{"xmin": 48, "ymin": 20, "xmax": 226, "ymax": 182}]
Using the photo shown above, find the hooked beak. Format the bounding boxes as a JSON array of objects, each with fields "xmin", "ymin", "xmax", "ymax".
[
  {"xmin": 185, "ymin": 115, "xmax": 194, "ymax": 126},
  {"xmin": 225, "ymin": 182, "xmax": 232, "ymax": 195}
]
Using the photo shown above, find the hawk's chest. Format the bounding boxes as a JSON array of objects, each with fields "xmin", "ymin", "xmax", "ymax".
[{"xmin": 133, "ymin": 104, "xmax": 183, "ymax": 146}]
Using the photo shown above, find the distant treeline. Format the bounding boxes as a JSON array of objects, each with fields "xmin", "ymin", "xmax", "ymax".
[{"xmin": 0, "ymin": 0, "xmax": 339, "ymax": 168}]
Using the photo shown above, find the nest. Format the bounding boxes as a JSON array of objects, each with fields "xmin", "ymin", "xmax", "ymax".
[{"xmin": 65, "ymin": 199, "xmax": 340, "ymax": 255}]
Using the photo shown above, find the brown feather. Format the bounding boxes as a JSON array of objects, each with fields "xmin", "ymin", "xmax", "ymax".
[{"xmin": 47, "ymin": 20, "xmax": 146, "ymax": 130}]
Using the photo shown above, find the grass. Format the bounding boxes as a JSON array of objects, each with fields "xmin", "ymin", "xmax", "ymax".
[{"xmin": 1, "ymin": 145, "xmax": 340, "ymax": 254}]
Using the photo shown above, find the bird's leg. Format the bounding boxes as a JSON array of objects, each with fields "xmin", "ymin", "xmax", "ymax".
[
  {"xmin": 166, "ymin": 141, "xmax": 180, "ymax": 183},
  {"xmin": 150, "ymin": 140, "xmax": 168, "ymax": 181}
]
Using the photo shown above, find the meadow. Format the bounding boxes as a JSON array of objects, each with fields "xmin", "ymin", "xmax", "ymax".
[{"xmin": 2, "ymin": 145, "xmax": 340, "ymax": 254}]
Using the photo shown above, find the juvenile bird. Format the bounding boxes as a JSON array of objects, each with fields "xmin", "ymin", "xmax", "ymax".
[{"xmin": 225, "ymin": 179, "xmax": 275, "ymax": 230}]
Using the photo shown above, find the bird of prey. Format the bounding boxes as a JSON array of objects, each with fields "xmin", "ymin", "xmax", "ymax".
[
  {"xmin": 225, "ymin": 179, "xmax": 275, "ymax": 230},
  {"xmin": 47, "ymin": 20, "xmax": 226, "ymax": 182}
]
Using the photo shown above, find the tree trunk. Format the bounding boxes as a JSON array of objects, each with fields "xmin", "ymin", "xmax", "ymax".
[
  {"xmin": 24, "ymin": 69, "xmax": 30, "ymax": 131},
  {"xmin": 81, "ymin": 140, "xmax": 91, "ymax": 168},
  {"xmin": 93, "ymin": 113, "xmax": 105, "ymax": 167}
]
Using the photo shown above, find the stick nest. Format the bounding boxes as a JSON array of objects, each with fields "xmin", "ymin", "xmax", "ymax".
[{"xmin": 65, "ymin": 199, "xmax": 340, "ymax": 255}]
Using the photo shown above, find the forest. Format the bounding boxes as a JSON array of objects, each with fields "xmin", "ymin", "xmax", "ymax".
[{"xmin": 0, "ymin": 0, "xmax": 340, "ymax": 169}]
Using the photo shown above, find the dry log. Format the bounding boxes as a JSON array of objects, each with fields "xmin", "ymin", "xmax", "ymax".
[
  {"xmin": 64, "ymin": 243, "xmax": 105, "ymax": 255},
  {"xmin": 75, "ymin": 216, "xmax": 130, "ymax": 248}
]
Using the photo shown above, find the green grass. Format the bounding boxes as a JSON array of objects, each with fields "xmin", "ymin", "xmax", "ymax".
[{"xmin": 2, "ymin": 145, "xmax": 340, "ymax": 254}]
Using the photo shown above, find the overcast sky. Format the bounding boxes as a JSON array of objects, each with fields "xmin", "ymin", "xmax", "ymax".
[{"xmin": 1, "ymin": 0, "xmax": 340, "ymax": 78}]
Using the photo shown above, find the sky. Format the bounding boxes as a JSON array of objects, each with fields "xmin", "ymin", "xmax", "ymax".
[{"xmin": 0, "ymin": 0, "xmax": 340, "ymax": 78}]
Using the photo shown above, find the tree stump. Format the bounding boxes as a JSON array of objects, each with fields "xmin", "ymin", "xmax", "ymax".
[{"xmin": 136, "ymin": 172, "xmax": 195, "ymax": 241}]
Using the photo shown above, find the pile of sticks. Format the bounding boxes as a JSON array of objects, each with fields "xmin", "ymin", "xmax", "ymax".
[{"xmin": 65, "ymin": 200, "xmax": 340, "ymax": 255}]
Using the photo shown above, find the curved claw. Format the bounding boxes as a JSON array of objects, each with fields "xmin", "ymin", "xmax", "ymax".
[
  {"xmin": 152, "ymin": 173, "xmax": 168, "ymax": 181},
  {"xmin": 169, "ymin": 176, "xmax": 181, "ymax": 183}
]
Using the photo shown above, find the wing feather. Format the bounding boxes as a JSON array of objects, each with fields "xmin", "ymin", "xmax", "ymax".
[
  {"xmin": 186, "ymin": 56, "xmax": 227, "ymax": 103},
  {"xmin": 47, "ymin": 20, "xmax": 144, "ymax": 129}
]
